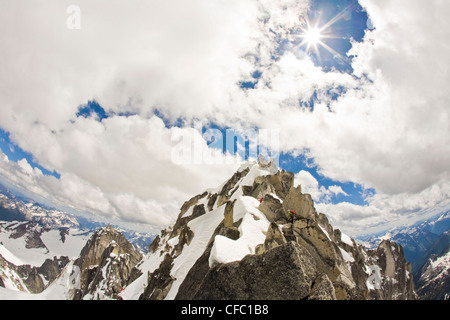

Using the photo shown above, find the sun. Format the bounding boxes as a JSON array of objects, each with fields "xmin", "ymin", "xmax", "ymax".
[
  {"xmin": 297, "ymin": 5, "xmax": 356, "ymax": 62},
  {"xmin": 299, "ymin": 22, "xmax": 327, "ymax": 56},
  {"xmin": 303, "ymin": 26, "xmax": 323, "ymax": 47}
]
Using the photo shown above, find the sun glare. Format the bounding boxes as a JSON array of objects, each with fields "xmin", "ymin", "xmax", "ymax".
[
  {"xmin": 304, "ymin": 27, "xmax": 322, "ymax": 47},
  {"xmin": 297, "ymin": 4, "xmax": 358, "ymax": 62}
]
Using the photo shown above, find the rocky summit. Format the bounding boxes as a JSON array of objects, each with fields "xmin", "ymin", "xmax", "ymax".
[
  {"xmin": 69, "ymin": 225, "xmax": 143, "ymax": 300},
  {"xmin": 120, "ymin": 157, "xmax": 417, "ymax": 300}
]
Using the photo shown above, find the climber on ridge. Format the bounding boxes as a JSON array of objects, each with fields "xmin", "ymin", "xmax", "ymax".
[{"xmin": 287, "ymin": 209, "xmax": 296, "ymax": 224}]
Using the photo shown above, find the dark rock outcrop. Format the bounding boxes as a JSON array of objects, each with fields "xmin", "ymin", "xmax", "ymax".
[
  {"xmin": 364, "ymin": 240, "xmax": 417, "ymax": 300},
  {"xmin": 0, "ymin": 254, "xmax": 69, "ymax": 294},
  {"xmin": 7, "ymin": 221, "xmax": 48, "ymax": 251},
  {"xmin": 139, "ymin": 253, "xmax": 175, "ymax": 300},
  {"xmin": 191, "ymin": 242, "xmax": 317, "ymax": 300}
]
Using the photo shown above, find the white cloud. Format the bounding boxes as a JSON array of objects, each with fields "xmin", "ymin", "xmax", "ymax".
[
  {"xmin": 0, "ymin": 0, "xmax": 261, "ymax": 131},
  {"xmin": 328, "ymin": 185, "xmax": 348, "ymax": 197},
  {"xmin": 338, "ymin": 0, "xmax": 450, "ymax": 194},
  {"xmin": 294, "ymin": 170, "xmax": 320, "ymax": 202},
  {"xmin": 0, "ymin": 117, "xmax": 243, "ymax": 229},
  {"xmin": 17, "ymin": 159, "xmax": 39, "ymax": 177},
  {"xmin": 294, "ymin": 170, "xmax": 349, "ymax": 204},
  {"xmin": 316, "ymin": 201, "xmax": 387, "ymax": 236},
  {"xmin": 238, "ymin": 0, "xmax": 450, "ymax": 199},
  {"xmin": 317, "ymin": 179, "xmax": 450, "ymax": 237},
  {"xmin": 0, "ymin": 0, "xmax": 311, "ymax": 229},
  {"xmin": 256, "ymin": 0, "xmax": 450, "ymax": 201}
]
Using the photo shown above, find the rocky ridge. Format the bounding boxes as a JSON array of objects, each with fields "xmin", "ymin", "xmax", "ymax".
[{"xmin": 121, "ymin": 157, "xmax": 417, "ymax": 300}]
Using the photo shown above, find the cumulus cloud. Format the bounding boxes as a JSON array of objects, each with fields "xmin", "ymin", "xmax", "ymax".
[
  {"xmin": 239, "ymin": 0, "xmax": 450, "ymax": 198},
  {"xmin": 0, "ymin": 116, "xmax": 243, "ymax": 229},
  {"xmin": 317, "ymin": 179, "xmax": 450, "ymax": 237},
  {"xmin": 0, "ymin": 0, "xmax": 310, "ymax": 131},
  {"xmin": 328, "ymin": 185, "xmax": 348, "ymax": 197},
  {"xmin": 294, "ymin": 170, "xmax": 348, "ymax": 204},
  {"xmin": 316, "ymin": 201, "xmax": 387, "ymax": 236},
  {"xmin": 313, "ymin": 0, "xmax": 450, "ymax": 235},
  {"xmin": 0, "ymin": 0, "xmax": 311, "ymax": 228}
]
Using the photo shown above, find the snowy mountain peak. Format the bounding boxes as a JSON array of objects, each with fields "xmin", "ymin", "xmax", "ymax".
[{"xmin": 120, "ymin": 158, "xmax": 417, "ymax": 300}]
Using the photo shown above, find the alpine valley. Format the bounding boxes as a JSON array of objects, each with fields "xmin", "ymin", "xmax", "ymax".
[{"xmin": 0, "ymin": 157, "xmax": 448, "ymax": 300}]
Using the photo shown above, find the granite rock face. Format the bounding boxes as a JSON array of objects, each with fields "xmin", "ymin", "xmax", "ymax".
[
  {"xmin": 191, "ymin": 242, "xmax": 317, "ymax": 300},
  {"xmin": 0, "ymin": 254, "xmax": 69, "ymax": 294},
  {"xmin": 71, "ymin": 225, "xmax": 142, "ymax": 300}
]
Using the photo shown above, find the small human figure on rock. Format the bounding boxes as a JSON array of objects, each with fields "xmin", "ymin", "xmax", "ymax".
[{"xmin": 287, "ymin": 209, "xmax": 296, "ymax": 224}]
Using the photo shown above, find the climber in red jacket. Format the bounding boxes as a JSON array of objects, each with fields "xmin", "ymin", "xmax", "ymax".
[{"xmin": 287, "ymin": 209, "xmax": 296, "ymax": 224}]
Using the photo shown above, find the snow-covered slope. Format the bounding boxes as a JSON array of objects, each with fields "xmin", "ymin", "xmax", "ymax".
[
  {"xmin": 0, "ymin": 221, "xmax": 90, "ymax": 267},
  {"xmin": 415, "ymin": 245, "xmax": 450, "ymax": 300},
  {"xmin": 0, "ymin": 189, "xmax": 157, "ymax": 255},
  {"xmin": 0, "ymin": 220, "xmax": 91, "ymax": 296},
  {"xmin": 0, "ymin": 191, "xmax": 155, "ymax": 299}
]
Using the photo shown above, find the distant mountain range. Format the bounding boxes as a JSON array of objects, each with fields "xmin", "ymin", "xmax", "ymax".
[
  {"xmin": 358, "ymin": 210, "xmax": 450, "ymax": 299},
  {"xmin": 0, "ymin": 188, "xmax": 156, "ymax": 254}
]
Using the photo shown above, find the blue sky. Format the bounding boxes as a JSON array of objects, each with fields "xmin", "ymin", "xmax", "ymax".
[{"xmin": 1, "ymin": 0, "xmax": 449, "ymax": 236}]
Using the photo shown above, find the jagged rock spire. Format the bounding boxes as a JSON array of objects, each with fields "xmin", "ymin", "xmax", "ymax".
[
  {"xmin": 120, "ymin": 161, "xmax": 417, "ymax": 300},
  {"xmin": 71, "ymin": 225, "xmax": 142, "ymax": 300}
]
